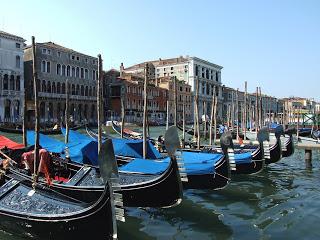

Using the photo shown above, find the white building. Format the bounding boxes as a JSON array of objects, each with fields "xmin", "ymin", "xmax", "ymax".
[
  {"xmin": 123, "ymin": 56, "xmax": 223, "ymax": 121},
  {"xmin": 0, "ymin": 31, "xmax": 26, "ymax": 123}
]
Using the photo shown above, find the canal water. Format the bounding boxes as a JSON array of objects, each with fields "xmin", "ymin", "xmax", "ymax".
[{"xmin": 1, "ymin": 127, "xmax": 320, "ymax": 239}]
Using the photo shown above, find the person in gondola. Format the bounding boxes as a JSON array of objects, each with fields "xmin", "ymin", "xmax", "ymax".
[{"xmin": 157, "ymin": 135, "xmax": 165, "ymax": 152}]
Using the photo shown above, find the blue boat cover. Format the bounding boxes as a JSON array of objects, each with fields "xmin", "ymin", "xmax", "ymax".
[
  {"xmin": 269, "ymin": 123, "xmax": 284, "ymax": 134},
  {"xmin": 27, "ymin": 131, "xmax": 65, "ymax": 153},
  {"xmin": 181, "ymin": 151, "xmax": 223, "ymax": 175},
  {"xmin": 121, "ymin": 152, "xmax": 224, "ymax": 175},
  {"xmin": 112, "ymin": 138, "xmax": 162, "ymax": 159},
  {"xmin": 120, "ymin": 157, "xmax": 170, "ymax": 174},
  {"xmin": 61, "ymin": 128, "xmax": 98, "ymax": 165},
  {"xmin": 61, "ymin": 128, "xmax": 162, "ymax": 160},
  {"xmin": 234, "ymin": 152, "xmax": 252, "ymax": 164}
]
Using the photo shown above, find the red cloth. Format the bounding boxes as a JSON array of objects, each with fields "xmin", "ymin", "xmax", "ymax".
[
  {"xmin": 0, "ymin": 135, "xmax": 24, "ymax": 149},
  {"xmin": 21, "ymin": 149, "xmax": 52, "ymax": 185}
]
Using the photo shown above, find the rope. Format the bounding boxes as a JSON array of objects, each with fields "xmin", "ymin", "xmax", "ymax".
[{"xmin": 214, "ymin": 172, "xmax": 231, "ymax": 181}]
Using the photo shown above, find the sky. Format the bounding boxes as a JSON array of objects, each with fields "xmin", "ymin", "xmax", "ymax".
[{"xmin": 1, "ymin": 0, "xmax": 319, "ymax": 100}]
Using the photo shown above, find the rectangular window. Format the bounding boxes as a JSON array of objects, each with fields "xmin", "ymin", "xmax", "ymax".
[
  {"xmin": 77, "ymin": 56, "xmax": 80, "ymax": 61},
  {"xmin": 85, "ymin": 58, "xmax": 88, "ymax": 63},
  {"xmin": 71, "ymin": 55, "xmax": 75, "ymax": 60},
  {"xmin": 42, "ymin": 48, "xmax": 47, "ymax": 54},
  {"xmin": 16, "ymin": 43, "xmax": 21, "ymax": 48},
  {"xmin": 47, "ymin": 49, "xmax": 51, "ymax": 55},
  {"xmin": 57, "ymin": 51, "xmax": 61, "ymax": 57}
]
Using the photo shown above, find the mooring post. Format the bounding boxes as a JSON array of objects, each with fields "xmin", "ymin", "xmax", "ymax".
[{"xmin": 305, "ymin": 149, "xmax": 312, "ymax": 168}]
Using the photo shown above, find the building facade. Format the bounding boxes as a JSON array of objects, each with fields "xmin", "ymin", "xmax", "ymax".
[
  {"xmin": 106, "ymin": 71, "xmax": 168, "ymax": 124},
  {"xmin": 122, "ymin": 56, "xmax": 224, "ymax": 122},
  {"xmin": 24, "ymin": 42, "xmax": 98, "ymax": 125},
  {"xmin": 0, "ymin": 31, "xmax": 25, "ymax": 123},
  {"xmin": 155, "ymin": 76, "xmax": 192, "ymax": 124}
]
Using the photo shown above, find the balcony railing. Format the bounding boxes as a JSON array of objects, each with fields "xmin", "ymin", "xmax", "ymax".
[{"xmin": 38, "ymin": 92, "xmax": 96, "ymax": 101}]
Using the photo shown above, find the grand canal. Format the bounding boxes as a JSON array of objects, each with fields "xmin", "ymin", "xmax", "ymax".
[{"xmin": 0, "ymin": 127, "xmax": 320, "ymax": 239}]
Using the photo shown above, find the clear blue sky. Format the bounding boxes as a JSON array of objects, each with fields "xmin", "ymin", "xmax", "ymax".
[{"xmin": 2, "ymin": 0, "xmax": 319, "ymax": 100}]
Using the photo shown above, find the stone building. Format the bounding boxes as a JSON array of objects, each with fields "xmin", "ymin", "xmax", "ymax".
[
  {"xmin": 106, "ymin": 70, "xmax": 168, "ymax": 124},
  {"xmin": 0, "ymin": 31, "xmax": 26, "ymax": 123},
  {"xmin": 154, "ymin": 76, "xmax": 192, "ymax": 124},
  {"xmin": 24, "ymin": 42, "xmax": 98, "ymax": 125},
  {"xmin": 122, "ymin": 56, "xmax": 224, "ymax": 122}
]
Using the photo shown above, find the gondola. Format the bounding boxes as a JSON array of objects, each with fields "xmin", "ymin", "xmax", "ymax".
[
  {"xmin": 200, "ymin": 127, "xmax": 269, "ymax": 175},
  {"xmin": 281, "ymin": 128, "xmax": 295, "ymax": 158},
  {"xmin": 113, "ymin": 132, "xmax": 234, "ymax": 190},
  {"xmin": 297, "ymin": 127, "xmax": 312, "ymax": 137},
  {"xmin": 111, "ymin": 121, "xmax": 142, "ymax": 140},
  {"xmin": 2, "ymin": 127, "xmax": 185, "ymax": 208},
  {"xmin": 0, "ymin": 141, "xmax": 118, "ymax": 240},
  {"xmin": 46, "ymin": 127, "xmax": 232, "ymax": 190},
  {"xmin": 0, "ymin": 124, "xmax": 84, "ymax": 135}
]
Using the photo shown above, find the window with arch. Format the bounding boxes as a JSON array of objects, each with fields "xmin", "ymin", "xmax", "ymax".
[
  {"xmin": 9, "ymin": 75, "xmax": 15, "ymax": 90},
  {"xmin": 93, "ymin": 87, "xmax": 96, "ymax": 96},
  {"xmin": 85, "ymin": 86, "xmax": 88, "ymax": 96},
  {"xmin": 41, "ymin": 60, "xmax": 46, "ymax": 72},
  {"xmin": 16, "ymin": 55, "xmax": 20, "ymax": 68},
  {"xmin": 3, "ymin": 74, "xmax": 8, "ymax": 90},
  {"xmin": 47, "ymin": 81, "xmax": 51, "ymax": 93},
  {"xmin": 67, "ymin": 66, "xmax": 70, "ymax": 77},
  {"xmin": 72, "ymin": 84, "xmax": 75, "ymax": 95},
  {"xmin": 47, "ymin": 62, "xmax": 51, "ymax": 73},
  {"xmin": 89, "ymin": 87, "xmax": 92, "ymax": 96},
  {"xmin": 57, "ymin": 82, "xmax": 61, "ymax": 94},
  {"xmin": 57, "ymin": 64, "xmax": 61, "ymax": 75},
  {"xmin": 42, "ymin": 80, "xmax": 46, "ymax": 92},
  {"xmin": 85, "ymin": 69, "xmax": 89, "ymax": 79},
  {"xmin": 52, "ymin": 82, "xmax": 56, "ymax": 93},
  {"xmin": 81, "ymin": 85, "xmax": 84, "ymax": 96},
  {"xmin": 62, "ymin": 83, "xmax": 66, "ymax": 94},
  {"xmin": 80, "ymin": 68, "xmax": 84, "ymax": 78},
  {"xmin": 62, "ymin": 65, "xmax": 66, "ymax": 76},
  {"xmin": 72, "ymin": 67, "xmax": 75, "ymax": 77},
  {"xmin": 76, "ymin": 85, "xmax": 80, "ymax": 95},
  {"xmin": 76, "ymin": 67, "xmax": 80, "ymax": 78},
  {"xmin": 16, "ymin": 76, "xmax": 20, "ymax": 91}
]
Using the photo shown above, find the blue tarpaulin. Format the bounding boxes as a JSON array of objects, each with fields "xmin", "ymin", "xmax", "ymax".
[
  {"xmin": 234, "ymin": 152, "xmax": 252, "ymax": 164},
  {"xmin": 120, "ymin": 152, "xmax": 224, "ymax": 175},
  {"xmin": 27, "ymin": 131, "xmax": 65, "ymax": 153}
]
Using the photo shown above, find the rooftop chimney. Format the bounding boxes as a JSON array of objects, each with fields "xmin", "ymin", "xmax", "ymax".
[{"xmin": 120, "ymin": 62, "xmax": 124, "ymax": 78}]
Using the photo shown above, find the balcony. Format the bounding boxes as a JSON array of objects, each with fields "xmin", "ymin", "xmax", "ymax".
[
  {"xmin": 38, "ymin": 92, "xmax": 96, "ymax": 101},
  {"xmin": 0, "ymin": 90, "xmax": 24, "ymax": 97}
]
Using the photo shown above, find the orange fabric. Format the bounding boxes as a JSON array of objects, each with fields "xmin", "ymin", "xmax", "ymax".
[{"xmin": 0, "ymin": 135, "xmax": 24, "ymax": 149}]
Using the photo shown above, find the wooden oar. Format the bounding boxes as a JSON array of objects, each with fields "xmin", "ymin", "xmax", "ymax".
[{"xmin": 0, "ymin": 149, "xmax": 18, "ymax": 165}]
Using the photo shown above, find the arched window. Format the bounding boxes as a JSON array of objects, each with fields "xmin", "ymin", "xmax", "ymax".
[
  {"xmin": 57, "ymin": 82, "xmax": 61, "ymax": 94},
  {"xmin": 85, "ymin": 69, "xmax": 88, "ymax": 79},
  {"xmin": 3, "ymin": 74, "xmax": 8, "ymax": 90},
  {"xmin": 91, "ymin": 104, "xmax": 95, "ymax": 119},
  {"xmin": 4, "ymin": 99, "xmax": 11, "ymax": 120},
  {"xmin": 47, "ymin": 81, "xmax": 51, "ymax": 93},
  {"xmin": 57, "ymin": 64, "xmax": 61, "ymax": 75},
  {"xmin": 16, "ymin": 55, "xmax": 20, "ymax": 68},
  {"xmin": 62, "ymin": 83, "xmax": 66, "ymax": 94},
  {"xmin": 40, "ymin": 102, "xmax": 45, "ymax": 119},
  {"xmin": 93, "ymin": 87, "xmax": 96, "ymax": 97},
  {"xmin": 41, "ymin": 60, "xmax": 46, "ymax": 72},
  {"xmin": 71, "ymin": 84, "xmax": 75, "ymax": 95},
  {"xmin": 76, "ymin": 67, "xmax": 80, "ymax": 78},
  {"xmin": 72, "ymin": 67, "xmax": 75, "ymax": 77},
  {"xmin": 16, "ymin": 76, "xmax": 20, "ymax": 91},
  {"xmin": 42, "ymin": 80, "xmax": 46, "ymax": 92},
  {"xmin": 9, "ymin": 75, "xmax": 15, "ymax": 90},
  {"xmin": 81, "ymin": 85, "xmax": 84, "ymax": 96},
  {"xmin": 76, "ymin": 84, "xmax": 80, "ymax": 95},
  {"xmin": 85, "ymin": 86, "xmax": 88, "ymax": 96},
  {"xmin": 62, "ymin": 65, "xmax": 66, "ymax": 76},
  {"xmin": 67, "ymin": 65, "xmax": 70, "ymax": 77},
  {"xmin": 52, "ymin": 82, "xmax": 56, "ymax": 93},
  {"xmin": 89, "ymin": 87, "xmax": 92, "ymax": 96}
]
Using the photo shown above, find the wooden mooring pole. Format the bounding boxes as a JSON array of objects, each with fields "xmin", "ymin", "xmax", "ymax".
[
  {"xmin": 195, "ymin": 77, "xmax": 200, "ymax": 149},
  {"xmin": 65, "ymin": 78, "xmax": 69, "ymax": 144},
  {"xmin": 166, "ymin": 100, "xmax": 169, "ymax": 130},
  {"xmin": 32, "ymin": 36, "xmax": 39, "ymax": 184},
  {"xmin": 305, "ymin": 149, "xmax": 312, "ymax": 168},
  {"xmin": 121, "ymin": 97, "xmax": 125, "ymax": 139},
  {"xmin": 97, "ymin": 54, "xmax": 103, "ymax": 153},
  {"xmin": 143, "ymin": 63, "xmax": 148, "ymax": 158},
  {"xmin": 209, "ymin": 87, "xmax": 216, "ymax": 145}
]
